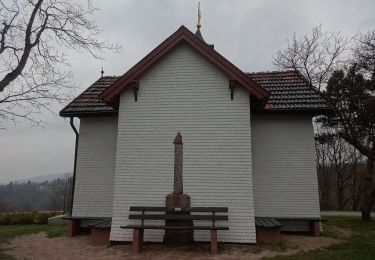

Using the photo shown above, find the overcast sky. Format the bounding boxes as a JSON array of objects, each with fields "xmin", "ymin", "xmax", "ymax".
[{"xmin": 0, "ymin": 0, "xmax": 374, "ymax": 183}]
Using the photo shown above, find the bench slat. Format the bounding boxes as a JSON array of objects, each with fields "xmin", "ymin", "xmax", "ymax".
[
  {"xmin": 275, "ymin": 217, "xmax": 324, "ymax": 221},
  {"xmin": 129, "ymin": 207, "xmax": 166, "ymax": 212},
  {"xmin": 129, "ymin": 206, "xmax": 228, "ymax": 213},
  {"xmin": 121, "ymin": 225, "xmax": 229, "ymax": 230},
  {"xmin": 129, "ymin": 214, "xmax": 228, "ymax": 221},
  {"xmin": 61, "ymin": 216, "xmax": 106, "ymax": 220}
]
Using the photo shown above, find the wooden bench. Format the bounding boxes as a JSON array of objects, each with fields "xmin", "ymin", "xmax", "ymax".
[
  {"xmin": 121, "ymin": 206, "xmax": 229, "ymax": 255},
  {"xmin": 88, "ymin": 218, "xmax": 112, "ymax": 246},
  {"xmin": 62, "ymin": 216, "xmax": 106, "ymax": 237},
  {"xmin": 255, "ymin": 217, "xmax": 283, "ymax": 244},
  {"xmin": 275, "ymin": 217, "xmax": 326, "ymax": 236}
]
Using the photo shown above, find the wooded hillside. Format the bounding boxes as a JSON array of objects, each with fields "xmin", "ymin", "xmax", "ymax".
[{"xmin": 0, "ymin": 177, "xmax": 72, "ymax": 213}]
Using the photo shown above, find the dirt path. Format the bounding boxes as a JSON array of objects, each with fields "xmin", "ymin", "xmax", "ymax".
[{"xmin": 3, "ymin": 232, "xmax": 347, "ymax": 260}]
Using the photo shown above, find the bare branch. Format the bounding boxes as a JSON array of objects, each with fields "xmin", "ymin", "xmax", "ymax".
[
  {"xmin": 354, "ymin": 30, "xmax": 375, "ymax": 80},
  {"xmin": 0, "ymin": 0, "xmax": 120, "ymax": 126},
  {"xmin": 274, "ymin": 25, "xmax": 351, "ymax": 91}
]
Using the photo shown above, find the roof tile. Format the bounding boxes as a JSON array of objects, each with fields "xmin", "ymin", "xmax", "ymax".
[
  {"xmin": 60, "ymin": 70, "xmax": 331, "ymax": 117},
  {"xmin": 247, "ymin": 70, "xmax": 330, "ymax": 112},
  {"xmin": 59, "ymin": 76, "xmax": 119, "ymax": 117}
]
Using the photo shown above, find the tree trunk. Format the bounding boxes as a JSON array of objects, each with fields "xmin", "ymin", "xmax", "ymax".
[
  {"xmin": 351, "ymin": 164, "xmax": 361, "ymax": 211},
  {"xmin": 337, "ymin": 170, "xmax": 345, "ymax": 210},
  {"xmin": 361, "ymin": 157, "xmax": 374, "ymax": 221},
  {"xmin": 338, "ymin": 185, "xmax": 346, "ymax": 210}
]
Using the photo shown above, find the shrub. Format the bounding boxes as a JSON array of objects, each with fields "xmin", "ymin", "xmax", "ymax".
[
  {"xmin": 0, "ymin": 211, "xmax": 61, "ymax": 225},
  {"xmin": 34, "ymin": 212, "xmax": 57, "ymax": 224},
  {"xmin": 0, "ymin": 213, "xmax": 11, "ymax": 225}
]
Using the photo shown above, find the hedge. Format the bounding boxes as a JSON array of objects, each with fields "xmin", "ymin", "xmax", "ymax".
[{"xmin": 0, "ymin": 211, "xmax": 62, "ymax": 225}]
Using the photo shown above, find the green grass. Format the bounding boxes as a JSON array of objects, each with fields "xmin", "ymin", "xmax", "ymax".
[
  {"xmin": 266, "ymin": 216, "xmax": 375, "ymax": 260},
  {"xmin": 0, "ymin": 224, "xmax": 66, "ymax": 259}
]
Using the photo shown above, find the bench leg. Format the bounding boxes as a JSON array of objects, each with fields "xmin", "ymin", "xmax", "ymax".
[
  {"xmin": 132, "ymin": 229, "xmax": 144, "ymax": 253},
  {"xmin": 210, "ymin": 230, "xmax": 217, "ymax": 255},
  {"xmin": 309, "ymin": 221, "xmax": 320, "ymax": 236},
  {"xmin": 67, "ymin": 219, "xmax": 81, "ymax": 237}
]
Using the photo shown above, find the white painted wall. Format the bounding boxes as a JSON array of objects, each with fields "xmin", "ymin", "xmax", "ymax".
[
  {"xmin": 72, "ymin": 116, "xmax": 118, "ymax": 217},
  {"xmin": 251, "ymin": 114, "xmax": 321, "ymax": 231},
  {"xmin": 110, "ymin": 42, "xmax": 256, "ymax": 243}
]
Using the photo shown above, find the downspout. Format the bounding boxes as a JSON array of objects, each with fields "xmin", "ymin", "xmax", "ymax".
[{"xmin": 69, "ymin": 117, "xmax": 79, "ymax": 216}]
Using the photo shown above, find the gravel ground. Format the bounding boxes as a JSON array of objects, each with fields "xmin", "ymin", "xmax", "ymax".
[{"xmin": 3, "ymin": 230, "xmax": 348, "ymax": 260}]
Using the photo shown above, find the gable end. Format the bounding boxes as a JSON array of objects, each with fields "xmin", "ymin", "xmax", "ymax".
[{"xmin": 99, "ymin": 26, "xmax": 270, "ymax": 106}]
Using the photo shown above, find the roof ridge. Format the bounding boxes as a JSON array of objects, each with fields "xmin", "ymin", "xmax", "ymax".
[
  {"xmin": 101, "ymin": 75, "xmax": 120, "ymax": 79},
  {"xmin": 246, "ymin": 70, "xmax": 297, "ymax": 75}
]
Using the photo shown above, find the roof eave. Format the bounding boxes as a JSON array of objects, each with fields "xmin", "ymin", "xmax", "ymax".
[
  {"xmin": 59, "ymin": 110, "xmax": 118, "ymax": 118},
  {"xmin": 252, "ymin": 107, "xmax": 334, "ymax": 115}
]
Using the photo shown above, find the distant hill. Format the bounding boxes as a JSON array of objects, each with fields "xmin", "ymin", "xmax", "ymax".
[
  {"xmin": 0, "ymin": 174, "xmax": 73, "ymax": 212},
  {"xmin": 15, "ymin": 173, "xmax": 72, "ymax": 184}
]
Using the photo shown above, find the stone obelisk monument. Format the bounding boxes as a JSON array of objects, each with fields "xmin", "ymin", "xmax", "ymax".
[{"xmin": 165, "ymin": 132, "xmax": 193, "ymax": 245}]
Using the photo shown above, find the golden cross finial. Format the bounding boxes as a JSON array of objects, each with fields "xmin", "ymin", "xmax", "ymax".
[{"xmin": 197, "ymin": 2, "xmax": 201, "ymax": 29}]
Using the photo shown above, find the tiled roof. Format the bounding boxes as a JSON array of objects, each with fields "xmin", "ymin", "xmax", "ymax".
[
  {"xmin": 60, "ymin": 70, "xmax": 331, "ymax": 117},
  {"xmin": 255, "ymin": 217, "xmax": 282, "ymax": 228},
  {"xmin": 59, "ymin": 76, "xmax": 119, "ymax": 117},
  {"xmin": 88, "ymin": 218, "xmax": 112, "ymax": 229},
  {"xmin": 247, "ymin": 70, "xmax": 331, "ymax": 112}
]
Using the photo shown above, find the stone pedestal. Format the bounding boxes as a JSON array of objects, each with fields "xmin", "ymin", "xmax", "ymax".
[
  {"xmin": 256, "ymin": 226, "xmax": 281, "ymax": 245},
  {"xmin": 165, "ymin": 193, "xmax": 193, "ymax": 245},
  {"xmin": 90, "ymin": 228, "xmax": 110, "ymax": 246},
  {"xmin": 165, "ymin": 193, "xmax": 191, "ymax": 208}
]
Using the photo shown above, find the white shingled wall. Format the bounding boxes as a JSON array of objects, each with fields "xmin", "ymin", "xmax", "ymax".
[
  {"xmin": 110, "ymin": 42, "xmax": 256, "ymax": 243},
  {"xmin": 72, "ymin": 116, "xmax": 118, "ymax": 217},
  {"xmin": 251, "ymin": 114, "xmax": 321, "ymax": 231}
]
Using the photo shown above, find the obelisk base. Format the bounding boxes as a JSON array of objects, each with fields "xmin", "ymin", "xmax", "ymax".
[{"xmin": 165, "ymin": 193, "xmax": 193, "ymax": 245}]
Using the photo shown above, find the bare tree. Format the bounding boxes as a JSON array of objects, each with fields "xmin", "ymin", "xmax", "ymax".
[
  {"xmin": 351, "ymin": 30, "xmax": 375, "ymax": 219},
  {"xmin": 315, "ymin": 126, "xmax": 333, "ymax": 209},
  {"xmin": 316, "ymin": 124, "xmax": 366, "ymax": 211},
  {"xmin": 0, "ymin": 199, "xmax": 9, "ymax": 212},
  {"xmin": 274, "ymin": 25, "xmax": 351, "ymax": 91},
  {"xmin": 50, "ymin": 177, "xmax": 72, "ymax": 211},
  {"xmin": 354, "ymin": 30, "xmax": 375, "ymax": 80},
  {"xmin": 62, "ymin": 176, "xmax": 72, "ymax": 213},
  {"xmin": 317, "ymin": 129, "xmax": 351, "ymax": 210},
  {"xmin": 345, "ymin": 144, "xmax": 365, "ymax": 211},
  {"xmin": 276, "ymin": 26, "xmax": 375, "ymax": 220},
  {"xmin": 0, "ymin": 0, "xmax": 119, "ymax": 126}
]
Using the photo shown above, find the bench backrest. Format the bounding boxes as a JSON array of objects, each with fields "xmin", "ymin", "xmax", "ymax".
[
  {"xmin": 129, "ymin": 206, "xmax": 228, "ymax": 227},
  {"xmin": 130, "ymin": 206, "xmax": 228, "ymax": 213}
]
